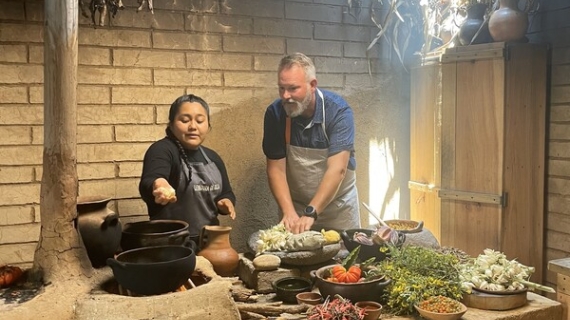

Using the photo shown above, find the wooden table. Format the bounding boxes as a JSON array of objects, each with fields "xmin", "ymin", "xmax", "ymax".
[
  {"xmin": 549, "ymin": 258, "xmax": 570, "ymax": 320},
  {"xmin": 383, "ymin": 292, "xmax": 561, "ymax": 320}
]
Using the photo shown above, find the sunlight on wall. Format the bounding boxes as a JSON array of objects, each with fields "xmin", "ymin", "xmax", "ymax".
[{"xmin": 368, "ymin": 138, "xmax": 400, "ymax": 225}]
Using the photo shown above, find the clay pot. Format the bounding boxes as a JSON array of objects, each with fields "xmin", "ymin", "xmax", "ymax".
[
  {"xmin": 355, "ymin": 301, "xmax": 383, "ymax": 320},
  {"xmin": 488, "ymin": 0, "xmax": 528, "ymax": 42},
  {"xmin": 310, "ymin": 264, "xmax": 391, "ymax": 303},
  {"xmin": 458, "ymin": 3, "xmax": 492, "ymax": 46},
  {"xmin": 76, "ymin": 196, "xmax": 122, "ymax": 268},
  {"xmin": 197, "ymin": 225, "xmax": 239, "ymax": 277},
  {"xmin": 107, "ymin": 245, "xmax": 196, "ymax": 295},
  {"xmin": 272, "ymin": 276, "xmax": 312, "ymax": 304},
  {"xmin": 121, "ymin": 220, "xmax": 192, "ymax": 251}
]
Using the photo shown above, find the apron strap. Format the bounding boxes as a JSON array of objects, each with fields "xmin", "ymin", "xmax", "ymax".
[{"xmin": 285, "ymin": 116, "xmax": 291, "ymax": 145}]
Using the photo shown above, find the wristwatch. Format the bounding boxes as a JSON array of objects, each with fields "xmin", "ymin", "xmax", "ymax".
[{"xmin": 303, "ymin": 205, "xmax": 318, "ymax": 220}]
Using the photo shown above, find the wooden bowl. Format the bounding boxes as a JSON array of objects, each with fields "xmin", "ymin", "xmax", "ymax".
[
  {"xmin": 414, "ymin": 300, "xmax": 467, "ymax": 320},
  {"xmin": 384, "ymin": 219, "xmax": 424, "ymax": 234}
]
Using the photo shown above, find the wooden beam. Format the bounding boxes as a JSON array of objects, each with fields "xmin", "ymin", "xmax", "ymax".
[{"xmin": 32, "ymin": 0, "xmax": 92, "ymax": 283}]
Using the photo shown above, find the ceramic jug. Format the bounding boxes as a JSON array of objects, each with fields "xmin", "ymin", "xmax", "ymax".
[
  {"xmin": 198, "ymin": 225, "xmax": 239, "ymax": 277},
  {"xmin": 76, "ymin": 196, "xmax": 122, "ymax": 268},
  {"xmin": 488, "ymin": 0, "xmax": 528, "ymax": 42}
]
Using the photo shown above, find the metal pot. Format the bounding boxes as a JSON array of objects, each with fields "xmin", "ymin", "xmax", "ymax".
[
  {"xmin": 121, "ymin": 220, "xmax": 191, "ymax": 251},
  {"xmin": 310, "ymin": 264, "xmax": 390, "ymax": 303},
  {"xmin": 106, "ymin": 245, "xmax": 196, "ymax": 295}
]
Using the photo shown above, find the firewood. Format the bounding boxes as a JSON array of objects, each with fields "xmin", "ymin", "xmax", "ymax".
[
  {"xmin": 239, "ymin": 310, "xmax": 266, "ymax": 319},
  {"xmin": 231, "ymin": 285, "xmax": 256, "ymax": 302},
  {"xmin": 236, "ymin": 302, "xmax": 308, "ymax": 317}
]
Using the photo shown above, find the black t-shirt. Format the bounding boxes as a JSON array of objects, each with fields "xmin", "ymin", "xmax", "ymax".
[{"xmin": 139, "ymin": 137, "xmax": 236, "ymax": 216}]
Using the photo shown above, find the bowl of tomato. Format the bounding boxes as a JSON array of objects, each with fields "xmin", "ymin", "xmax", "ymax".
[{"xmin": 414, "ymin": 296, "xmax": 467, "ymax": 320}]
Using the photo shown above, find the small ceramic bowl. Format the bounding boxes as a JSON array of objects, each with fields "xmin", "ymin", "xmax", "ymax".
[
  {"xmin": 355, "ymin": 301, "xmax": 383, "ymax": 320},
  {"xmin": 272, "ymin": 276, "xmax": 312, "ymax": 304},
  {"xmin": 296, "ymin": 291, "xmax": 323, "ymax": 305},
  {"xmin": 414, "ymin": 299, "xmax": 467, "ymax": 320}
]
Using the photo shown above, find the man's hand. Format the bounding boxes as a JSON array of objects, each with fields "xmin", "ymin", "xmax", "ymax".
[
  {"xmin": 280, "ymin": 211, "xmax": 300, "ymax": 232},
  {"xmin": 287, "ymin": 216, "xmax": 315, "ymax": 234},
  {"xmin": 217, "ymin": 198, "xmax": 236, "ymax": 219}
]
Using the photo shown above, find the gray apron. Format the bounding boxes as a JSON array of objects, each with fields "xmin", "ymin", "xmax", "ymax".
[
  {"xmin": 285, "ymin": 89, "xmax": 361, "ymax": 231},
  {"xmin": 151, "ymin": 146, "xmax": 223, "ymax": 239}
]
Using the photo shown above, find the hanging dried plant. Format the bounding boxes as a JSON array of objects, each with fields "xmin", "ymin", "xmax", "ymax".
[{"xmin": 351, "ymin": 0, "xmax": 542, "ymax": 68}]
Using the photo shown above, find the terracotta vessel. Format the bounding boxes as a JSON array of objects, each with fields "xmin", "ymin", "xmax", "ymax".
[
  {"xmin": 76, "ymin": 196, "xmax": 122, "ymax": 268},
  {"xmin": 488, "ymin": 0, "xmax": 528, "ymax": 42},
  {"xmin": 198, "ymin": 225, "xmax": 239, "ymax": 277}
]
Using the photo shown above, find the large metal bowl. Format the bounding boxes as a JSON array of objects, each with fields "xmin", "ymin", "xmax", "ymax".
[
  {"xmin": 107, "ymin": 245, "xmax": 195, "ymax": 295},
  {"xmin": 310, "ymin": 264, "xmax": 390, "ymax": 303}
]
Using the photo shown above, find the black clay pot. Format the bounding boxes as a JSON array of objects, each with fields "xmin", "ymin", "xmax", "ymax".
[
  {"xmin": 106, "ymin": 245, "xmax": 196, "ymax": 295},
  {"xmin": 272, "ymin": 276, "xmax": 312, "ymax": 304},
  {"xmin": 121, "ymin": 220, "xmax": 192, "ymax": 251},
  {"xmin": 341, "ymin": 229, "xmax": 388, "ymax": 262},
  {"xmin": 76, "ymin": 196, "xmax": 122, "ymax": 268},
  {"xmin": 310, "ymin": 264, "xmax": 390, "ymax": 303},
  {"xmin": 458, "ymin": 3, "xmax": 492, "ymax": 46}
]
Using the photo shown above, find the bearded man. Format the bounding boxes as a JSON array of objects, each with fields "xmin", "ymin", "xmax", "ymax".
[{"xmin": 262, "ymin": 52, "xmax": 361, "ymax": 234}]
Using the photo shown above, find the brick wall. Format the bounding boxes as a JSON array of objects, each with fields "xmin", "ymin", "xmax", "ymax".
[
  {"xmin": 527, "ymin": 0, "xmax": 570, "ymax": 293},
  {"xmin": 0, "ymin": 0, "xmax": 411, "ymax": 267}
]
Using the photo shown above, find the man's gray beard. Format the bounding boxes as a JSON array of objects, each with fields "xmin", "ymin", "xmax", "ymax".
[
  {"xmin": 285, "ymin": 101, "xmax": 306, "ymax": 118},
  {"xmin": 284, "ymin": 93, "xmax": 311, "ymax": 118}
]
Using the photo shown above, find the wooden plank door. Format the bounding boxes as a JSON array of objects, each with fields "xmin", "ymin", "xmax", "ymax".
[
  {"xmin": 440, "ymin": 56, "xmax": 506, "ymax": 257},
  {"xmin": 409, "ymin": 62, "xmax": 442, "ymax": 241}
]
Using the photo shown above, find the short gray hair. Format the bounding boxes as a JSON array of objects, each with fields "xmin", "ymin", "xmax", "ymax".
[{"xmin": 278, "ymin": 52, "xmax": 316, "ymax": 82}]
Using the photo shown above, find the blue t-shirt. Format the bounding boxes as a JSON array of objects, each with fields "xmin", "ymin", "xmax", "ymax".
[{"xmin": 262, "ymin": 89, "xmax": 356, "ymax": 170}]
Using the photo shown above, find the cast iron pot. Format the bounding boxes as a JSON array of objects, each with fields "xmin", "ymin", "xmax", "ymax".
[
  {"xmin": 121, "ymin": 220, "xmax": 191, "ymax": 251},
  {"xmin": 106, "ymin": 245, "xmax": 196, "ymax": 295},
  {"xmin": 310, "ymin": 264, "xmax": 391, "ymax": 303}
]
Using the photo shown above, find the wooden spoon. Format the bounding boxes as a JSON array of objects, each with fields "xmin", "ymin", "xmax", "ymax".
[{"xmin": 361, "ymin": 202, "xmax": 389, "ymax": 227}]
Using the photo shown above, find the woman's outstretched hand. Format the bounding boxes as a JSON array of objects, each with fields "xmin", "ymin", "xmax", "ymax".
[
  {"xmin": 217, "ymin": 198, "xmax": 236, "ymax": 219},
  {"xmin": 153, "ymin": 178, "xmax": 177, "ymax": 205}
]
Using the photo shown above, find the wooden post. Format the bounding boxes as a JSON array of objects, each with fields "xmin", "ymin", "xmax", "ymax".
[{"xmin": 31, "ymin": 0, "xmax": 92, "ymax": 283}]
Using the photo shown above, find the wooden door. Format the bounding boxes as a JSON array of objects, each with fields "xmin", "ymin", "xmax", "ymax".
[
  {"xmin": 409, "ymin": 61, "xmax": 442, "ymax": 241},
  {"xmin": 440, "ymin": 56, "xmax": 506, "ymax": 257}
]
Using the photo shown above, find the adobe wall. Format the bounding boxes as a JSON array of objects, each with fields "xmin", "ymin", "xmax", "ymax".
[{"xmin": 0, "ymin": 0, "xmax": 411, "ymax": 266}]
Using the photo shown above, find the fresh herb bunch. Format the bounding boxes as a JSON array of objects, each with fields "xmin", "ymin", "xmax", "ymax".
[{"xmin": 373, "ymin": 245, "xmax": 464, "ymax": 315}]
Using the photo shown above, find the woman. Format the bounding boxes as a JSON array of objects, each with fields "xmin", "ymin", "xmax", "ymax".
[{"xmin": 139, "ymin": 94, "xmax": 236, "ymax": 244}]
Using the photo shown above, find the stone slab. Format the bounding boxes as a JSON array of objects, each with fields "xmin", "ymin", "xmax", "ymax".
[{"xmin": 237, "ymin": 254, "xmax": 300, "ymax": 293}]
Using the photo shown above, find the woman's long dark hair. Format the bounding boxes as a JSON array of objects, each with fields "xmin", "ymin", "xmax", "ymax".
[{"xmin": 165, "ymin": 94, "xmax": 211, "ymax": 187}]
